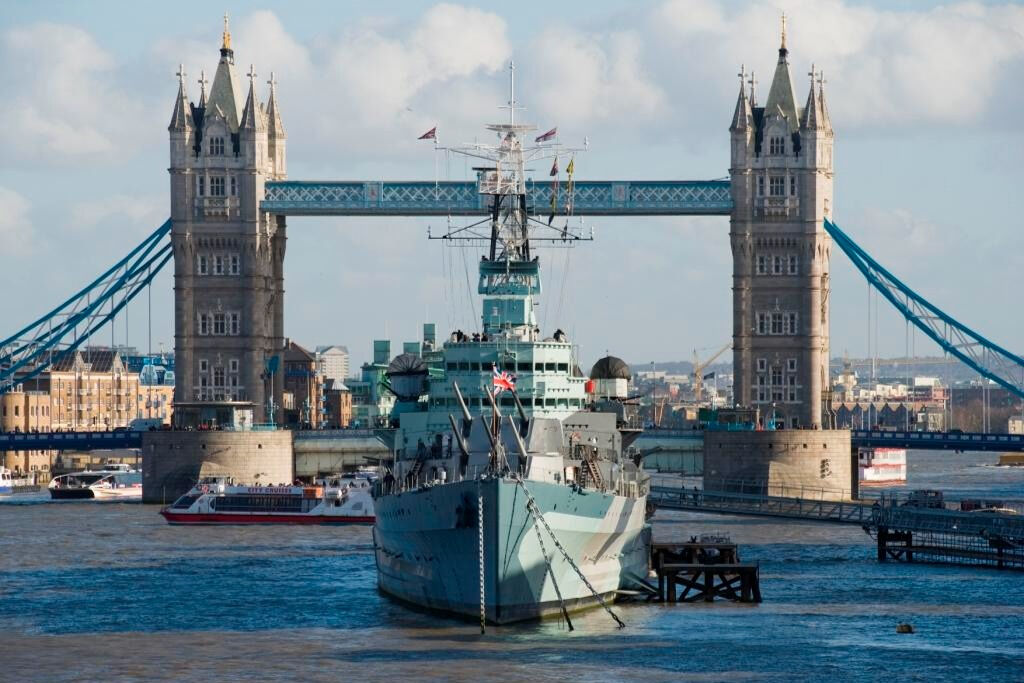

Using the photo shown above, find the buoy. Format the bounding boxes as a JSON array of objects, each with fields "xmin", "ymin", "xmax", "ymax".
[{"xmin": 896, "ymin": 623, "xmax": 914, "ymax": 634}]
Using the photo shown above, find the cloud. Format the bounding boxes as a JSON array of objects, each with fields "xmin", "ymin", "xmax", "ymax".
[
  {"xmin": 70, "ymin": 194, "xmax": 165, "ymax": 234},
  {"xmin": 0, "ymin": 22, "xmax": 152, "ymax": 163},
  {"xmin": 0, "ymin": 187, "xmax": 35, "ymax": 255}
]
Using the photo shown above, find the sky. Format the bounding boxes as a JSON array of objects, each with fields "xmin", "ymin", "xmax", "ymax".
[{"xmin": 1, "ymin": 0, "xmax": 1023, "ymax": 372}]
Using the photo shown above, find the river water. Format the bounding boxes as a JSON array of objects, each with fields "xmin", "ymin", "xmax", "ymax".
[{"xmin": 2, "ymin": 451, "xmax": 1022, "ymax": 682}]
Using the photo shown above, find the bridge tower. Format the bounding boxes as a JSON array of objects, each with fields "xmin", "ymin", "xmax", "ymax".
[
  {"xmin": 167, "ymin": 17, "xmax": 288, "ymax": 427},
  {"xmin": 729, "ymin": 24, "xmax": 834, "ymax": 428}
]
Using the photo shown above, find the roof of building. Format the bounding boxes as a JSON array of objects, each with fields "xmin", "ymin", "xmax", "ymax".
[{"xmin": 205, "ymin": 32, "xmax": 243, "ymax": 133}]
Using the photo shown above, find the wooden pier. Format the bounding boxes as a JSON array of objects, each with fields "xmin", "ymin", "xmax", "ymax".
[{"xmin": 649, "ymin": 542, "xmax": 762, "ymax": 603}]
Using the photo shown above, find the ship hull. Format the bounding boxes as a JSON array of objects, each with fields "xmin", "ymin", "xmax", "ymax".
[{"xmin": 373, "ymin": 477, "xmax": 649, "ymax": 624}]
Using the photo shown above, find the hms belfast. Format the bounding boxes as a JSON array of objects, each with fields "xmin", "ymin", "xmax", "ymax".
[{"xmin": 373, "ymin": 66, "xmax": 651, "ymax": 625}]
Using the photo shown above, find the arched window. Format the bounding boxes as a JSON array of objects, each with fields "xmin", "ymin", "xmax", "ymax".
[{"xmin": 769, "ymin": 136, "xmax": 785, "ymax": 155}]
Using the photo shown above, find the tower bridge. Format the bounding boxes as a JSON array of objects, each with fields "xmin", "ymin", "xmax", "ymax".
[{"xmin": 3, "ymin": 18, "xmax": 1024, "ymax": 442}]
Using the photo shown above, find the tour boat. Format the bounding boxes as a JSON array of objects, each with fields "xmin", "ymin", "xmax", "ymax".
[
  {"xmin": 48, "ymin": 463, "xmax": 142, "ymax": 500},
  {"xmin": 1, "ymin": 466, "xmax": 41, "ymax": 496},
  {"xmin": 857, "ymin": 447, "xmax": 907, "ymax": 486},
  {"xmin": 160, "ymin": 474, "xmax": 376, "ymax": 524}
]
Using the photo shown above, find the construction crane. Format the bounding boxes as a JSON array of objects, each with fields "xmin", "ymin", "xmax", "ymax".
[{"xmin": 693, "ymin": 343, "xmax": 731, "ymax": 404}]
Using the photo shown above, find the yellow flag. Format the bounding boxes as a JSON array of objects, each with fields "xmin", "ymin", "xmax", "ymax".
[{"xmin": 566, "ymin": 157, "xmax": 575, "ymax": 176}]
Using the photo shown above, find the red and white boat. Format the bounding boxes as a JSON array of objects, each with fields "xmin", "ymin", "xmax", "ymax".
[
  {"xmin": 160, "ymin": 474, "xmax": 375, "ymax": 524},
  {"xmin": 857, "ymin": 447, "xmax": 907, "ymax": 486}
]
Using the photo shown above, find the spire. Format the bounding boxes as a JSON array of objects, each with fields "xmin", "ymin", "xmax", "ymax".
[
  {"xmin": 239, "ymin": 64, "xmax": 265, "ymax": 132},
  {"xmin": 168, "ymin": 63, "xmax": 193, "ymax": 131},
  {"xmin": 266, "ymin": 71, "xmax": 285, "ymax": 138},
  {"xmin": 222, "ymin": 13, "xmax": 232, "ymax": 53},
  {"xmin": 747, "ymin": 70, "xmax": 758, "ymax": 108},
  {"xmin": 207, "ymin": 18, "xmax": 243, "ymax": 132},
  {"xmin": 817, "ymin": 71, "xmax": 833, "ymax": 132},
  {"xmin": 801, "ymin": 63, "xmax": 822, "ymax": 130},
  {"xmin": 763, "ymin": 14, "xmax": 800, "ymax": 132},
  {"xmin": 780, "ymin": 12, "xmax": 787, "ymax": 54},
  {"xmin": 730, "ymin": 64, "xmax": 752, "ymax": 132},
  {"xmin": 197, "ymin": 69, "xmax": 209, "ymax": 108}
]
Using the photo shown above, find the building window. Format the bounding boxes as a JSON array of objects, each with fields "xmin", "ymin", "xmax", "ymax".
[
  {"xmin": 197, "ymin": 255, "xmax": 208, "ymax": 275},
  {"xmin": 757, "ymin": 176, "xmax": 765, "ymax": 196},
  {"xmin": 210, "ymin": 137, "xmax": 225, "ymax": 156},
  {"xmin": 230, "ymin": 176, "xmax": 237, "ymax": 196},
  {"xmin": 213, "ymin": 313, "xmax": 226, "ymax": 335},
  {"xmin": 756, "ymin": 388, "xmax": 767, "ymax": 402},
  {"xmin": 756, "ymin": 255, "xmax": 767, "ymax": 275},
  {"xmin": 229, "ymin": 312, "xmax": 240, "ymax": 336},
  {"xmin": 788, "ymin": 388, "xmax": 798, "ymax": 402},
  {"xmin": 213, "ymin": 256, "xmax": 224, "ymax": 275},
  {"xmin": 788, "ymin": 255, "xmax": 798, "ymax": 275},
  {"xmin": 756, "ymin": 313, "xmax": 767, "ymax": 335},
  {"xmin": 199, "ymin": 359, "xmax": 208, "ymax": 373},
  {"xmin": 769, "ymin": 176, "xmax": 785, "ymax": 197},
  {"xmin": 230, "ymin": 254, "xmax": 240, "ymax": 275},
  {"xmin": 790, "ymin": 176, "xmax": 797, "ymax": 196},
  {"xmin": 198, "ymin": 314, "xmax": 209, "ymax": 336},
  {"xmin": 784, "ymin": 312, "xmax": 799, "ymax": 335},
  {"xmin": 213, "ymin": 367, "xmax": 225, "ymax": 387},
  {"xmin": 787, "ymin": 358, "xmax": 797, "ymax": 372},
  {"xmin": 757, "ymin": 358, "xmax": 767, "ymax": 372},
  {"xmin": 771, "ymin": 313, "xmax": 783, "ymax": 335},
  {"xmin": 229, "ymin": 359, "xmax": 239, "ymax": 373},
  {"xmin": 211, "ymin": 176, "xmax": 225, "ymax": 197},
  {"xmin": 197, "ymin": 176, "xmax": 205, "ymax": 196},
  {"xmin": 773, "ymin": 256, "xmax": 783, "ymax": 275},
  {"xmin": 769, "ymin": 136, "xmax": 785, "ymax": 155}
]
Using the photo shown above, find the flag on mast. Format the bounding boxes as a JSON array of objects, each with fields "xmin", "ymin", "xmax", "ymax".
[
  {"xmin": 549, "ymin": 155, "xmax": 559, "ymax": 225},
  {"xmin": 535, "ymin": 127, "xmax": 557, "ymax": 143},
  {"xmin": 492, "ymin": 365, "xmax": 516, "ymax": 394},
  {"xmin": 566, "ymin": 156, "xmax": 576, "ymax": 215},
  {"xmin": 549, "ymin": 157, "xmax": 558, "ymax": 176},
  {"xmin": 418, "ymin": 126, "xmax": 437, "ymax": 140}
]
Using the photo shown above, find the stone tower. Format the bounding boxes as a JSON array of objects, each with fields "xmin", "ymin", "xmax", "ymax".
[
  {"xmin": 729, "ymin": 24, "xmax": 834, "ymax": 429},
  {"xmin": 168, "ymin": 18, "xmax": 288, "ymax": 427}
]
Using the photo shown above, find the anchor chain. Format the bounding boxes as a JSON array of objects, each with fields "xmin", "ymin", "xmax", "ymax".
[
  {"xmin": 516, "ymin": 477, "xmax": 625, "ymax": 629},
  {"xmin": 528, "ymin": 500, "xmax": 574, "ymax": 631},
  {"xmin": 478, "ymin": 480, "xmax": 486, "ymax": 634}
]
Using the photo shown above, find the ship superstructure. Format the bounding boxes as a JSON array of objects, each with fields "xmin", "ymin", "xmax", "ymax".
[{"xmin": 373, "ymin": 65, "xmax": 650, "ymax": 626}]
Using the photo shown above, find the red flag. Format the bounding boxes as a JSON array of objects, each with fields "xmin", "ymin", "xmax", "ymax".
[
  {"xmin": 492, "ymin": 365, "xmax": 516, "ymax": 394},
  {"xmin": 549, "ymin": 157, "xmax": 558, "ymax": 177},
  {"xmin": 535, "ymin": 127, "xmax": 557, "ymax": 143},
  {"xmin": 418, "ymin": 126, "xmax": 437, "ymax": 140}
]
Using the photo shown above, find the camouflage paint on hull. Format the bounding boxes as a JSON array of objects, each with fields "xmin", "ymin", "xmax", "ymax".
[{"xmin": 373, "ymin": 478, "xmax": 649, "ymax": 624}]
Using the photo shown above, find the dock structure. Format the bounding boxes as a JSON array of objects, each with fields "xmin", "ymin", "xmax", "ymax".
[
  {"xmin": 872, "ymin": 505, "xmax": 1024, "ymax": 570},
  {"xmin": 649, "ymin": 483, "xmax": 874, "ymax": 525},
  {"xmin": 649, "ymin": 542, "xmax": 762, "ymax": 604}
]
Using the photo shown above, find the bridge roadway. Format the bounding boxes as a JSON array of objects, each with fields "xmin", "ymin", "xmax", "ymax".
[
  {"xmin": 261, "ymin": 180, "xmax": 733, "ymax": 216},
  {"xmin": 4, "ymin": 427, "xmax": 1024, "ymax": 454}
]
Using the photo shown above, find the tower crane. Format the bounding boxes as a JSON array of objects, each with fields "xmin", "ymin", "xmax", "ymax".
[{"xmin": 693, "ymin": 343, "xmax": 731, "ymax": 404}]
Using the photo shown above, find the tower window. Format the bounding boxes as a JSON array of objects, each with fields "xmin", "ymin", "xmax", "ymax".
[
  {"xmin": 213, "ymin": 367, "xmax": 225, "ymax": 387},
  {"xmin": 790, "ymin": 176, "xmax": 797, "ymax": 196},
  {"xmin": 757, "ymin": 358, "xmax": 767, "ymax": 372},
  {"xmin": 784, "ymin": 312, "xmax": 799, "ymax": 335},
  {"xmin": 773, "ymin": 256, "xmax": 783, "ymax": 275},
  {"xmin": 199, "ymin": 359, "xmax": 209, "ymax": 373},
  {"xmin": 769, "ymin": 136, "xmax": 785, "ymax": 155},
  {"xmin": 210, "ymin": 177, "xmax": 225, "ymax": 197},
  {"xmin": 213, "ymin": 313, "xmax": 226, "ymax": 335},
  {"xmin": 756, "ymin": 313, "xmax": 768, "ymax": 335},
  {"xmin": 788, "ymin": 255, "xmax": 798, "ymax": 275},
  {"xmin": 229, "ymin": 254, "xmax": 240, "ymax": 275},
  {"xmin": 198, "ymin": 314, "xmax": 209, "ymax": 336},
  {"xmin": 197, "ymin": 176, "xmax": 205, "ymax": 197},
  {"xmin": 229, "ymin": 312, "xmax": 240, "ymax": 336},
  {"xmin": 756, "ymin": 255, "xmax": 767, "ymax": 275},
  {"xmin": 229, "ymin": 359, "xmax": 239, "ymax": 373},
  {"xmin": 230, "ymin": 176, "xmax": 237, "ymax": 196},
  {"xmin": 197, "ymin": 255, "xmax": 208, "ymax": 275},
  {"xmin": 771, "ymin": 313, "xmax": 783, "ymax": 335},
  {"xmin": 787, "ymin": 358, "xmax": 797, "ymax": 372},
  {"xmin": 210, "ymin": 137, "xmax": 225, "ymax": 156},
  {"xmin": 213, "ymin": 255, "xmax": 224, "ymax": 275},
  {"xmin": 757, "ymin": 176, "xmax": 765, "ymax": 197},
  {"xmin": 769, "ymin": 176, "xmax": 785, "ymax": 197}
]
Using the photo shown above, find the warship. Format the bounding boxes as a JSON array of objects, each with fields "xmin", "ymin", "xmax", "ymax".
[{"xmin": 372, "ymin": 65, "xmax": 651, "ymax": 626}]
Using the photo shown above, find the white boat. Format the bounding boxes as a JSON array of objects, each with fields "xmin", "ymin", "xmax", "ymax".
[
  {"xmin": 161, "ymin": 474, "xmax": 376, "ymax": 525},
  {"xmin": 48, "ymin": 463, "xmax": 142, "ymax": 500},
  {"xmin": 0, "ymin": 466, "xmax": 41, "ymax": 496},
  {"xmin": 857, "ymin": 447, "xmax": 907, "ymax": 486}
]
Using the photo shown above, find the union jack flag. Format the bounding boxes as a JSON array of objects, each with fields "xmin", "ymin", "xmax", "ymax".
[{"xmin": 492, "ymin": 365, "xmax": 516, "ymax": 394}]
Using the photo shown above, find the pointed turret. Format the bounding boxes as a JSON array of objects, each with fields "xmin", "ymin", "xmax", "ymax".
[
  {"xmin": 730, "ymin": 65, "xmax": 752, "ymax": 132},
  {"xmin": 239, "ymin": 65, "xmax": 266, "ymax": 132},
  {"xmin": 197, "ymin": 70, "xmax": 209, "ymax": 109},
  {"xmin": 206, "ymin": 14, "xmax": 243, "ymax": 132},
  {"xmin": 763, "ymin": 14, "xmax": 800, "ymax": 132},
  {"xmin": 168, "ymin": 64, "xmax": 193, "ymax": 131},
  {"xmin": 800, "ymin": 64, "xmax": 823, "ymax": 131},
  {"xmin": 817, "ymin": 72, "xmax": 833, "ymax": 133},
  {"xmin": 265, "ymin": 72, "xmax": 285, "ymax": 138}
]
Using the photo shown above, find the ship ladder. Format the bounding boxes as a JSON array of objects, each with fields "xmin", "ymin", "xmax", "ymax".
[
  {"xmin": 582, "ymin": 455, "xmax": 604, "ymax": 490},
  {"xmin": 515, "ymin": 476, "xmax": 626, "ymax": 629}
]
